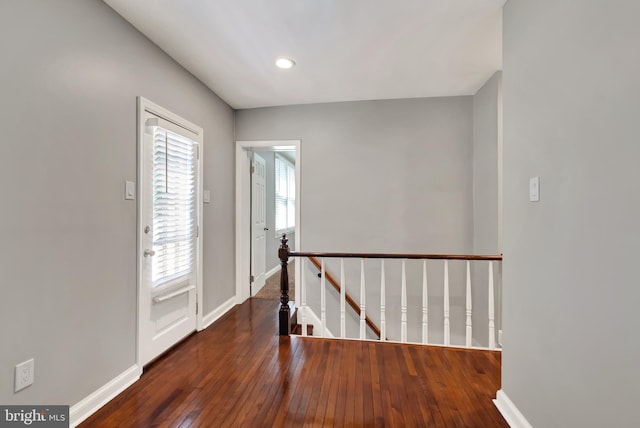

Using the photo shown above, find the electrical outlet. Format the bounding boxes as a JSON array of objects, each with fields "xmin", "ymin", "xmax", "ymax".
[{"xmin": 15, "ymin": 358, "xmax": 34, "ymax": 392}]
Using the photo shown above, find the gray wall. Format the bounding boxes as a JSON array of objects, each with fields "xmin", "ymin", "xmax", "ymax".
[
  {"xmin": 502, "ymin": 1, "xmax": 640, "ymax": 426},
  {"xmin": 472, "ymin": 71, "xmax": 502, "ymax": 347},
  {"xmin": 0, "ymin": 0, "xmax": 234, "ymax": 407},
  {"xmin": 236, "ymin": 97, "xmax": 475, "ymax": 343},
  {"xmin": 473, "ymin": 72, "xmax": 501, "ymax": 256},
  {"xmin": 236, "ymin": 97, "xmax": 474, "ymax": 254}
]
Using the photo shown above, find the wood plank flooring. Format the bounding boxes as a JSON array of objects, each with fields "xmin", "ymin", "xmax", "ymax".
[{"xmin": 80, "ymin": 299, "xmax": 507, "ymax": 427}]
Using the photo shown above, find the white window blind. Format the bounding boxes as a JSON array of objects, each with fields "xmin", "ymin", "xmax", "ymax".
[
  {"xmin": 275, "ymin": 154, "xmax": 295, "ymax": 233},
  {"xmin": 151, "ymin": 127, "xmax": 197, "ymax": 286}
]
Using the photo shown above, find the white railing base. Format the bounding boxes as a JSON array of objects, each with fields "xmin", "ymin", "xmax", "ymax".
[{"xmin": 493, "ymin": 390, "xmax": 533, "ymax": 428}]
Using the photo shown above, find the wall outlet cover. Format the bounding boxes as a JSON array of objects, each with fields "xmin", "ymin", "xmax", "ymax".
[{"xmin": 15, "ymin": 358, "xmax": 34, "ymax": 392}]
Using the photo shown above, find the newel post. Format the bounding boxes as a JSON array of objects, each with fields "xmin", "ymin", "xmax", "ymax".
[{"xmin": 278, "ymin": 234, "xmax": 291, "ymax": 335}]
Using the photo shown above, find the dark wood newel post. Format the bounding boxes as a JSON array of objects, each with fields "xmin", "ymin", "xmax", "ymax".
[{"xmin": 278, "ymin": 234, "xmax": 291, "ymax": 335}]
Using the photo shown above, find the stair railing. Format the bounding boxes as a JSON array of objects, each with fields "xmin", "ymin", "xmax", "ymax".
[
  {"xmin": 307, "ymin": 256, "xmax": 382, "ymax": 339},
  {"xmin": 278, "ymin": 234, "xmax": 503, "ymax": 349}
]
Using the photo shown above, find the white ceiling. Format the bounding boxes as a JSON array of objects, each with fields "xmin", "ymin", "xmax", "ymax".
[{"xmin": 104, "ymin": 0, "xmax": 505, "ymax": 109}]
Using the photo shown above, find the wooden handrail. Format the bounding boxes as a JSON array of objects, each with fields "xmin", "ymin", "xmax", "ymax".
[
  {"xmin": 289, "ymin": 251, "xmax": 502, "ymax": 261},
  {"xmin": 307, "ymin": 256, "xmax": 382, "ymax": 339}
]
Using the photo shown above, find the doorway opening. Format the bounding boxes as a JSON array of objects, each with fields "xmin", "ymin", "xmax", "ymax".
[{"xmin": 235, "ymin": 141, "xmax": 301, "ymax": 306}]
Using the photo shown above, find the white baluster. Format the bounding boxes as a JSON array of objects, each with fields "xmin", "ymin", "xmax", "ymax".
[
  {"xmin": 340, "ymin": 258, "xmax": 346, "ymax": 339},
  {"xmin": 359, "ymin": 259, "xmax": 366, "ymax": 340},
  {"xmin": 380, "ymin": 260, "xmax": 386, "ymax": 341},
  {"xmin": 301, "ymin": 259, "xmax": 307, "ymax": 336},
  {"xmin": 465, "ymin": 261, "xmax": 472, "ymax": 347},
  {"xmin": 401, "ymin": 260, "xmax": 407, "ymax": 343},
  {"xmin": 488, "ymin": 261, "xmax": 496, "ymax": 349},
  {"xmin": 444, "ymin": 259, "xmax": 450, "ymax": 346},
  {"xmin": 422, "ymin": 260, "xmax": 428, "ymax": 344},
  {"xmin": 321, "ymin": 258, "xmax": 326, "ymax": 338}
]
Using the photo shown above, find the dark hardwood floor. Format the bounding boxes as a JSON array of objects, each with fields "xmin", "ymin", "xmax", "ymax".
[{"xmin": 80, "ymin": 299, "xmax": 507, "ymax": 427}]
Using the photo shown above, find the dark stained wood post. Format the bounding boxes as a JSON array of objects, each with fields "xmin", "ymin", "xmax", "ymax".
[{"xmin": 278, "ymin": 234, "xmax": 291, "ymax": 335}]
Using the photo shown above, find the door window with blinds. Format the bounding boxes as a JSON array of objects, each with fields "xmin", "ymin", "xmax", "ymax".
[
  {"xmin": 275, "ymin": 153, "xmax": 295, "ymax": 234},
  {"xmin": 149, "ymin": 124, "xmax": 198, "ymax": 288}
]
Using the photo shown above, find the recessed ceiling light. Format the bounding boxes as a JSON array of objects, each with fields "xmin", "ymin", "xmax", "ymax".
[{"xmin": 275, "ymin": 57, "xmax": 295, "ymax": 69}]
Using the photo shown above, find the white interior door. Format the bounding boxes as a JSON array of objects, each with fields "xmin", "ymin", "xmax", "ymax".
[
  {"xmin": 251, "ymin": 153, "xmax": 267, "ymax": 295},
  {"xmin": 139, "ymin": 109, "xmax": 200, "ymax": 366}
]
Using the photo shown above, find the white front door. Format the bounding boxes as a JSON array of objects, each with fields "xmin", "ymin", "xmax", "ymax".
[
  {"xmin": 139, "ymin": 107, "xmax": 200, "ymax": 366},
  {"xmin": 251, "ymin": 153, "xmax": 267, "ymax": 295}
]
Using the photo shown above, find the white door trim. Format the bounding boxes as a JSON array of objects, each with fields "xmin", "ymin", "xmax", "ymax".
[
  {"xmin": 136, "ymin": 96, "xmax": 204, "ymax": 368},
  {"xmin": 235, "ymin": 140, "xmax": 301, "ymax": 305}
]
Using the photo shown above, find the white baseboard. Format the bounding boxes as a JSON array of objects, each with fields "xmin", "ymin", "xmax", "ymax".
[
  {"xmin": 70, "ymin": 364, "xmax": 141, "ymax": 427},
  {"xmin": 493, "ymin": 389, "xmax": 533, "ymax": 428},
  {"xmin": 201, "ymin": 296, "xmax": 236, "ymax": 330}
]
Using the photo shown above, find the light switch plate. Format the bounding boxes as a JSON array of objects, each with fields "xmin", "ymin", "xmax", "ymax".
[
  {"xmin": 125, "ymin": 181, "xmax": 135, "ymax": 200},
  {"xmin": 203, "ymin": 190, "xmax": 211, "ymax": 203},
  {"xmin": 529, "ymin": 177, "xmax": 540, "ymax": 202}
]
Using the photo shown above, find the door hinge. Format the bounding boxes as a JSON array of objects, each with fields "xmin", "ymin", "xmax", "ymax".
[
  {"xmin": 196, "ymin": 299, "xmax": 199, "ymax": 314},
  {"xmin": 195, "ymin": 145, "xmax": 200, "ymax": 160},
  {"xmin": 195, "ymin": 225, "xmax": 199, "ymax": 238},
  {"xmin": 251, "ymin": 164, "xmax": 255, "ymax": 174},
  {"xmin": 250, "ymin": 275, "xmax": 255, "ymax": 283}
]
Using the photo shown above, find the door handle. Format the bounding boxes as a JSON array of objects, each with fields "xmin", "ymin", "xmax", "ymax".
[
  {"xmin": 264, "ymin": 227, "xmax": 269, "ymax": 231},
  {"xmin": 144, "ymin": 249, "xmax": 156, "ymax": 257}
]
